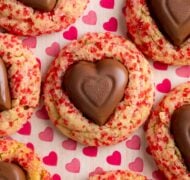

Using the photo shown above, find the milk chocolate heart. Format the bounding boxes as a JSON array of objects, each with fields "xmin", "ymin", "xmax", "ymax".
[
  {"xmin": 0, "ymin": 59, "xmax": 11, "ymax": 111},
  {"xmin": 170, "ymin": 104, "xmax": 190, "ymax": 170},
  {"xmin": 83, "ymin": 77, "xmax": 113, "ymax": 107},
  {"xmin": 0, "ymin": 162, "xmax": 26, "ymax": 180},
  {"xmin": 63, "ymin": 59, "xmax": 128, "ymax": 126},
  {"xmin": 149, "ymin": 0, "xmax": 190, "ymax": 45},
  {"xmin": 18, "ymin": 0, "xmax": 57, "ymax": 11}
]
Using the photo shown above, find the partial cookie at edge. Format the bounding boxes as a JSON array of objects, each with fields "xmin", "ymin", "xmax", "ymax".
[
  {"xmin": 0, "ymin": 33, "xmax": 41, "ymax": 136},
  {"xmin": 89, "ymin": 170, "xmax": 147, "ymax": 180},
  {"xmin": 0, "ymin": 138, "xmax": 50, "ymax": 180},
  {"xmin": 0, "ymin": 0, "xmax": 89, "ymax": 36},
  {"xmin": 146, "ymin": 82, "xmax": 190, "ymax": 179},
  {"xmin": 126, "ymin": 0, "xmax": 190, "ymax": 65}
]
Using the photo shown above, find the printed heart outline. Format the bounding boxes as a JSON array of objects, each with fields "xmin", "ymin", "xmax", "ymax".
[
  {"xmin": 166, "ymin": 0, "xmax": 190, "ymax": 25},
  {"xmin": 82, "ymin": 76, "xmax": 113, "ymax": 107}
]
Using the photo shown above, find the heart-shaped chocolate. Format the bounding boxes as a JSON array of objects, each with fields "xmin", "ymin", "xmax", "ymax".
[
  {"xmin": 0, "ymin": 59, "xmax": 11, "ymax": 111},
  {"xmin": 83, "ymin": 77, "xmax": 113, "ymax": 107},
  {"xmin": 0, "ymin": 162, "xmax": 26, "ymax": 180},
  {"xmin": 149, "ymin": 0, "xmax": 190, "ymax": 45},
  {"xmin": 63, "ymin": 59, "xmax": 128, "ymax": 126},
  {"xmin": 171, "ymin": 104, "xmax": 190, "ymax": 170},
  {"xmin": 18, "ymin": 0, "xmax": 57, "ymax": 11}
]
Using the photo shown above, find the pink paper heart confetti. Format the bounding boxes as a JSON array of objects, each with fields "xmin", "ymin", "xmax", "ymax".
[
  {"xmin": 62, "ymin": 139, "xmax": 77, "ymax": 151},
  {"xmin": 22, "ymin": 36, "xmax": 37, "ymax": 48},
  {"xmin": 153, "ymin": 61, "xmax": 168, "ymax": 70},
  {"xmin": 156, "ymin": 79, "xmax": 171, "ymax": 93},
  {"xmin": 89, "ymin": 167, "xmax": 104, "ymax": 176},
  {"xmin": 176, "ymin": 65, "xmax": 190, "ymax": 78},
  {"xmin": 128, "ymin": 157, "xmax": 144, "ymax": 172},
  {"xmin": 65, "ymin": 158, "xmax": 80, "ymax": 173},
  {"xmin": 52, "ymin": 174, "xmax": 61, "ymax": 180},
  {"xmin": 100, "ymin": 0, "xmax": 114, "ymax": 9},
  {"xmin": 82, "ymin": 10, "xmax": 97, "ymax": 25},
  {"xmin": 126, "ymin": 135, "xmax": 141, "ymax": 150},
  {"xmin": 26, "ymin": 142, "xmax": 34, "ymax": 151},
  {"xmin": 39, "ymin": 127, "xmax": 54, "ymax": 142},
  {"xmin": 83, "ymin": 146, "xmax": 98, "ymax": 157},
  {"xmin": 106, "ymin": 151, "xmax": 121, "ymax": 165},
  {"xmin": 45, "ymin": 42, "xmax": 60, "ymax": 57},
  {"xmin": 63, "ymin": 26, "xmax": 78, "ymax": 40},
  {"xmin": 17, "ymin": 121, "xmax": 31, "ymax": 135},
  {"xmin": 146, "ymin": 146, "xmax": 152, "ymax": 155},
  {"xmin": 35, "ymin": 106, "xmax": 49, "ymax": 120},
  {"xmin": 152, "ymin": 170, "xmax": 167, "ymax": 180},
  {"xmin": 36, "ymin": 58, "xmax": 41, "ymax": 70},
  {"xmin": 103, "ymin": 17, "xmax": 118, "ymax": 32},
  {"xmin": 43, "ymin": 151, "xmax": 58, "ymax": 166}
]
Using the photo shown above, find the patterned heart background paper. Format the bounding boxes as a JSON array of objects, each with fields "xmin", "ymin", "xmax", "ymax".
[{"xmin": 12, "ymin": 0, "xmax": 190, "ymax": 179}]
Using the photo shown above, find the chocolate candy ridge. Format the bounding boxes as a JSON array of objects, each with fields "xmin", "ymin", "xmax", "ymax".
[
  {"xmin": 63, "ymin": 59, "xmax": 129, "ymax": 126},
  {"xmin": 170, "ymin": 104, "xmax": 190, "ymax": 170},
  {"xmin": 18, "ymin": 0, "xmax": 57, "ymax": 12},
  {"xmin": 0, "ymin": 161, "xmax": 26, "ymax": 180},
  {"xmin": 149, "ymin": 0, "xmax": 190, "ymax": 46}
]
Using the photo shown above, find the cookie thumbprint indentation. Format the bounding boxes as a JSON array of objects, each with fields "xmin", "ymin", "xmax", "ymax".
[
  {"xmin": 62, "ymin": 59, "xmax": 129, "ymax": 126},
  {"xmin": 149, "ymin": 0, "xmax": 190, "ymax": 45},
  {"xmin": 0, "ymin": 59, "xmax": 11, "ymax": 111},
  {"xmin": 170, "ymin": 104, "xmax": 190, "ymax": 170},
  {"xmin": 18, "ymin": 0, "xmax": 57, "ymax": 11},
  {"xmin": 0, "ymin": 161, "xmax": 26, "ymax": 180}
]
